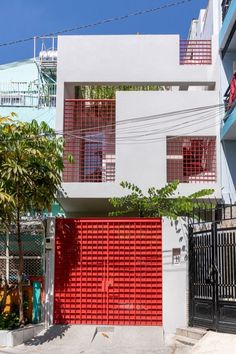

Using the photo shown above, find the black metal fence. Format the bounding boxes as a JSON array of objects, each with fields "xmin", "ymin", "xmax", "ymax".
[{"xmin": 189, "ymin": 204, "xmax": 236, "ymax": 333}]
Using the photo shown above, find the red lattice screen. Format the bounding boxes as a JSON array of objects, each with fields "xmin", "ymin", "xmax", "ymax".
[
  {"xmin": 167, "ymin": 136, "xmax": 216, "ymax": 183},
  {"xmin": 180, "ymin": 40, "xmax": 212, "ymax": 65},
  {"xmin": 63, "ymin": 99, "xmax": 116, "ymax": 182},
  {"xmin": 54, "ymin": 218, "xmax": 162, "ymax": 326}
]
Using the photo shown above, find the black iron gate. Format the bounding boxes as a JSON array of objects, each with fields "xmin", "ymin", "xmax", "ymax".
[{"xmin": 189, "ymin": 223, "xmax": 236, "ymax": 333}]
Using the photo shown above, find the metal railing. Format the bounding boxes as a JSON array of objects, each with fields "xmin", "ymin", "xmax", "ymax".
[
  {"xmin": 223, "ymin": 74, "xmax": 236, "ymax": 119},
  {"xmin": 222, "ymin": 0, "xmax": 232, "ymax": 21},
  {"xmin": 0, "ymin": 222, "xmax": 45, "ymax": 284},
  {"xmin": 0, "ymin": 82, "xmax": 56, "ymax": 108},
  {"xmin": 180, "ymin": 40, "xmax": 212, "ymax": 65}
]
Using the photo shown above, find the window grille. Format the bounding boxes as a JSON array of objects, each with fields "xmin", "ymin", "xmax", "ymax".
[
  {"xmin": 0, "ymin": 230, "xmax": 44, "ymax": 284},
  {"xmin": 63, "ymin": 99, "xmax": 116, "ymax": 183},
  {"xmin": 167, "ymin": 136, "xmax": 216, "ymax": 183},
  {"xmin": 180, "ymin": 40, "xmax": 212, "ymax": 65}
]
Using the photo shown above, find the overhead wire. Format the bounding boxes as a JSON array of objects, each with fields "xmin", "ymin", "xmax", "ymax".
[
  {"xmin": 60, "ymin": 105, "xmax": 223, "ymax": 138},
  {"xmin": 62, "ymin": 108, "xmax": 224, "ymax": 145},
  {"xmin": 0, "ymin": 0, "xmax": 193, "ymax": 48},
  {"xmin": 0, "ymin": 103, "xmax": 225, "ymax": 144},
  {"xmin": 58, "ymin": 103, "xmax": 225, "ymax": 136}
]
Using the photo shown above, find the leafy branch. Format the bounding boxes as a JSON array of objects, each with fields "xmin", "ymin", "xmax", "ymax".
[{"xmin": 109, "ymin": 181, "xmax": 214, "ymax": 219}]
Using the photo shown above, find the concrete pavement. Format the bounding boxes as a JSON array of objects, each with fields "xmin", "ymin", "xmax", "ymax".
[
  {"xmin": 190, "ymin": 331, "xmax": 236, "ymax": 354},
  {"xmin": 0, "ymin": 325, "xmax": 172, "ymax": 354}
]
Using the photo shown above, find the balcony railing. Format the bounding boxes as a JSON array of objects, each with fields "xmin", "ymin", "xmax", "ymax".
[
  {"xmin": 222, "ymin": 0, "xmax": 232, "ymax": 21},
  {"xmin": 63, "ymin": 99, "xmax": 116, "ymax": 183},
  {"xmin": 180, "ymin": 40, "xmax": 212, "ymax": 65},
  {"xmin": 223, "ymin": 72, "xmax": 236, "ymax": 120},
  {"xmin": 0, "ymin": 82, "xmax": 56, "ymax": 108}
]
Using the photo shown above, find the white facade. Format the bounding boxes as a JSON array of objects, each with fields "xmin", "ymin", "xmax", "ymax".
[
  {"xmin": 56, "ymin": 33, "xmax": 221, "ymax": 215},
  {"xmin": 51, "ymin": 1, "xmax": 222, "ymax": 337}
]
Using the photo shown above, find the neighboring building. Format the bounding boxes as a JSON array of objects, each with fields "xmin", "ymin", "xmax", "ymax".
[
  {"xmin": 0, "ymin": 41, "xmax": 61, "ymax": 296},
  {"xmin": 220, "ymin": 0, "xmax": 236, "ymax": 203},
  {"xmin": 0, "ymin": 58, "xmax": 56, "ymax": 128},
  {"xmin": 0, "ymin": 39, "xmax": 64, "ymax": 217}
]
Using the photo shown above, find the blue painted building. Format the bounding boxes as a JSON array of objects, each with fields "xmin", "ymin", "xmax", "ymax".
[
  {"xmin": 220, "ymin": 0, "xmax": 236, "ymax": 202},
  {"xmin": 0, "ymin": 44, "xmax": 64, "ymax": 216},
  {"xmin": 0, "ymin": 58, "xmax": 56, "ymax": 127}
]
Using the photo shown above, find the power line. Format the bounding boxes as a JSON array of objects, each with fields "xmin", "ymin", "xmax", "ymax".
[
  {"xmin": 0, "ymin": 103, "xmax": 224, "ymax": 144},
  {"xmin": 63, "ymin": 109, "xmax": 224, "ymax": 145},
  {"xmin": 0, "ymin": 0, "xmax": 193, "ymax": 48},
  {"xmin": 58, "ymin": 103, "xmax": 225, "ymax": 136}
]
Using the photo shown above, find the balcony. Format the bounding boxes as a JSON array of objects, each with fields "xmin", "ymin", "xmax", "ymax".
[
  {"xmin": 0, "ymin": 82, "xmax": 56, "ymax": 108},
  {"xmin": 222, "ymin": 0, "xmax": 232, "ymax": 21},
  {"xmin": 179, "ymin": 40, "xmax": 212, "ymax": 65},
  {"xmin": 63, "ymin": 99, "xmax": 116, "ymax": 183},
  {"xmin": 221, "ymin": 75, "xmax": 236, "ymax": 139},
  {"xmin": 220, "ymin": 0, "xmax": 236, "ymax": 55}
]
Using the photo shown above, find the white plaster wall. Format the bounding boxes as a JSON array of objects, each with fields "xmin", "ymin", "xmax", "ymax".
[
  {"xmin": 189, "ymin": 0, "xmax": 220, "ymax": 40},
  {"xmin": 56, "ymin": 34, "xmax": 217, "ymax": 133},
  {"xmin": 162, "ymin": 217, "xmax": 188, "ymax": 335},
  {"xmin": 45, "ymin": 218, "xmax": 55, "ymax": 327},
  {"xmin": 62, "ymin": 90, "xmax": 221, "ymax": 202}
]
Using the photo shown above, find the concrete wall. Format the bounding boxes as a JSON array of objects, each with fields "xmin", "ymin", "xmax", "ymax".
[
  {"xmin": 56, "ymin": 33, "xmax": 221, "ymax": 213},
  {"xmin": 200, "ymin": 0, "xmax": 220, "ymax": 39},
  {"xmin": 60, "ymin": 90, "xmax": 221, "ymax": 213},
  {"xmin": 45, "ymin": 218, "xmax": 56, "ymax": 327},
  {"xmin": 56, "ymin": 34, "xmax": 218, "ymax": 135},
  {"xmin": 56, "ymin": 35, "xmax": 214, "ymax": 99},
  {"xmin": 162, "ymin": 217, "xmax": 188, "ymax": 334}
]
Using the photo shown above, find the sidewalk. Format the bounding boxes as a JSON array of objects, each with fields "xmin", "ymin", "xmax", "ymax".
[
  {"xmin": 191, "ymin": 331, "xmax": 236, "ymax": 354},
  {"xmin": 0, "ymin": 325, "xmax": 172, "ymax": 354}
]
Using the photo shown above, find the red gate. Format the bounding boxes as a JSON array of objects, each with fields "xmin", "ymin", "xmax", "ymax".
[{"xmin": 54, "ymin": 218, "xmax": 162, "ymax": 325}]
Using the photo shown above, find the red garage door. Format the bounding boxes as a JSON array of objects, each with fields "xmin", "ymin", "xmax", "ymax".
[{"xmin": 54, "ymin": 218, "xmax": 162, "ymax": 325}]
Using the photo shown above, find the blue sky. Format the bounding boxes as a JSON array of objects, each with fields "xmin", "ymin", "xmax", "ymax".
[{"xmin": 0, "ymin": 0, "xmax": 208, "ymax": 64}]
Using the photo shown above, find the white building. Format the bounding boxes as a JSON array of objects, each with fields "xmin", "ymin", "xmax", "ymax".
[
  {"xmin": 56, "ymin": 24, "xmax": 221, "ymax": 216},
  {"xmin": 46, "ymin": 1, "xmax": 224, "ymax": 338}
]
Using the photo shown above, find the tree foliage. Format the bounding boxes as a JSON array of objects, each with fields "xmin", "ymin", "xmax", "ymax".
[
  {"xmin": 109, "ymin": 181, "xmax": 214, "ymax": 218},
  {"xmin": 75, "ymin": 85, "xmax": 164, "ymax": 99},
  {"xmin": 0, "ymin": 114, "xmax": 65, "ymax": 325}
]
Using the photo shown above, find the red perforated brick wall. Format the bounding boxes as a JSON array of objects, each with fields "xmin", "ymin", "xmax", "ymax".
[
  {"xmin": 54, "ymin": 218, "xmax": 162, "ymax": 326},
  {"xmin": 63, "ymin": 99, "xmax": 116, "ymax": 183},
  {"xmin": 167, "ymin": 136, "xmax": 216, "ymax": 183}
]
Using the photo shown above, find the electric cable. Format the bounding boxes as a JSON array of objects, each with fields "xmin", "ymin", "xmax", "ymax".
[{"xmin": 0, "ymin": 0, "xmax": 193, "ymax": 48}]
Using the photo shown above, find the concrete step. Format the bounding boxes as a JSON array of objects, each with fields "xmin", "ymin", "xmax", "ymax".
[
  {"xmin": 175, "ymin": 335, "xmax": 198, "ymax": 347},
  {"xmin": 176, "ymin": 327, "xmax": 207, "ymax": 340}
]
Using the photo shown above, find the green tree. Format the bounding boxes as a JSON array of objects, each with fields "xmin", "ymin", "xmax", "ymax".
[
  {"xmin": 0, "ymin": 115, "xmax": 65, "ymax": 325},
  {"xmin": 109, "ymin": 181, "xmax": 214, "ymax": 218}
]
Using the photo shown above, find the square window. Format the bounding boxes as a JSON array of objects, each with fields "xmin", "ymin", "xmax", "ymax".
[{"xmin": 167, "ymin": 136, "xmax": 216, "ymax": 183}]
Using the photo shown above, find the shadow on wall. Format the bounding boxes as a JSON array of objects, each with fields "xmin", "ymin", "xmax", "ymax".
[
  {"xmin": 24, "ymin": 324, "xmax": 71, "ymax": 346},
  {"xmin": 172, "ymin": 217, "xmax": 189, "ymax": 262}
]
